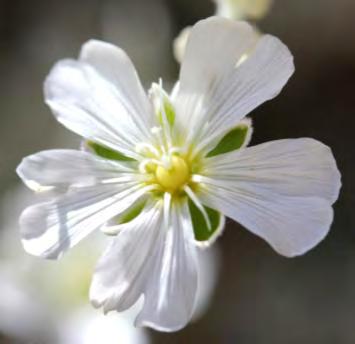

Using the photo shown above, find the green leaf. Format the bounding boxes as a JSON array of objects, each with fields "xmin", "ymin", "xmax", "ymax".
[
  {"xmin": 117, "ymin": 199, "xmax": 147, "ymax": 224},
  {"xmin": 87, "ymin": 141, "xmax": 135, "ymax": 162},
  {"xmin": 188, "ymin": 199, "xmax": 223, "ymax": 242},
  {"xmin": 206, "ymin": 124, "xmax": 249, "ymax": 158}
]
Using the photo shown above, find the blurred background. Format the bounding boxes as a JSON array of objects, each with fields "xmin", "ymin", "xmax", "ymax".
[{"xmin": 0, "ymin": 0, "xmax": 355, "ymax": 343}]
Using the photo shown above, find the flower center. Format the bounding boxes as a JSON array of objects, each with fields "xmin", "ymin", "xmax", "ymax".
[{"xmin": 155, "ymin": 155, "xmax": 189, "ymax": 193}]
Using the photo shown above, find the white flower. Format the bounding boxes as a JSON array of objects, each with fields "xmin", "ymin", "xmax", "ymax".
[
  {"xmin": 17, "ymin": 17, "xmax": 341, "ymax": 332},
  {"xmin": 173, "ymin": 0, "xmax": 272, "ymax": 63},
  {"xmin": 214, "ymin": 0, "xmax": 273, "ymax": 20}
]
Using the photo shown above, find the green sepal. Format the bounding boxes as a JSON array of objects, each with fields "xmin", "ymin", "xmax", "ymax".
[
  {"xmin": 206, "ymin": 124, "xmax": 249, "ymax": 158},
  {"xmin": 158, "ymin": 98, "xmax": 175, "ymax": 127},
  {"xmin": 117, "ymin": 199, "xmax": 147, "ymax": 224},
  {"xmin": 188, "ymin": 198, "xmax": 222, "ymax": 242},
  {"xmin": 87, "ymin": 141, "xmax": 135, "ymax": 162},
  {"xmin": 151, "ymin": 82, "xmax": 175, "ymax": 127}
]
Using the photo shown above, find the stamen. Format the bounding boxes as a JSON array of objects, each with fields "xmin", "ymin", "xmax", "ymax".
[
  {"xmin": 191, "ymin": 174, "xmax": 204, "ymax": 183},
  {"xmin": 151, "ymin": 126, "xmax": 167, "ymax": 155},
  {"xmin": 183, "ymin": 185, "xmax": 211, "ymax": 231},
  {"xmin": 163, "ymin": 192, "xmax": 172, "ymax": 229},
  {"xmin": 151, "ymin": 158, "xmax": 170, "ymax": 169},
  {"xmin": 168, "ymin": 146, "xmax": 182, "ymax": 155},
  {"xmin": 160, "ymin": 155, "xmax": 172, "ymax": 169},
  {"xmin": 139, "ymin": 160, "xmax": 152, "ymax": 174},
  {"xmin": 101, "ymin": 176, "xmax": 136, "ymax": 184},
  {"xmin": 158, "ymin": 78, "xmax": 172, "ymax": 148},
  {"xmin": 139, "ymin": 157, "xmax": 172, "ymax": 174},
  {"xmin": 100, "ymin": 185, "xmax": 157, "ymax": 235},
  {"xmin": 135, "ymin": 142, "xmax": 160, "ymax": 158}
]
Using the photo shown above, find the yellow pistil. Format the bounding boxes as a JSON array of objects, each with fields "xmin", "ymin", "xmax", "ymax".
[{"xmin": 155, "ymin": 155, "xmax": 190, "ymax": 193}]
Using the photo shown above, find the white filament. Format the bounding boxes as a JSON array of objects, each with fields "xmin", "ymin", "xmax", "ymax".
[{"xmin": 183, "ymin": 185, "xmax": 211, "ymax": 231}]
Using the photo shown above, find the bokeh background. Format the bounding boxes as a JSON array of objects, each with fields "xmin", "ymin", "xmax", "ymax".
[{"xmin": 0, "ymin": 0, "xmax": 355, "ymax": 343}]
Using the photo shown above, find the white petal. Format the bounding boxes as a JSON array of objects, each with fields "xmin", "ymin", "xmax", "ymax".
[
  {"xmin": 198, "ymin": 32, "xmax": 293, "ymax": 147},
  {"xmin": 192, "ymin": 245, "xmax": 221, "ymax": 322},
  {"xmin": 90, "ymin": 201, "xmax": 163, "ymax": 313},
  {"xmin": 91, "ymin": 199, "xmax": 199, "ymax": 331},
  {"xmin": 173, "ymin": 26, "xmax": 191, "ymax": 63},
  {"xmin": 204, "ymin": 138, "xmax": 341, "ymax": 203},
  {"xmin": 17, "ymin": 149, "xmax": 137, "ymax": 191},
  {"xmin": 45, "ymin": 41, "xmax": 156, "ymax": 159},
  {"xmin": 79, "ymin": 40, "xmax": 155, "ymax": 135},
  {"xmin": 198, "ymin": 139, "xmax": 341, "ymax": 257},
  {"xmin": 175, "ymin": 17, "xmax": 294, "ymax": 151},
  {"xmin": 20, "ymin": 184, "xmax": 148, "ymax": 259},
  {"xmin": 136, "ymin": 201, "xmax": 198, "ymax": 332}
]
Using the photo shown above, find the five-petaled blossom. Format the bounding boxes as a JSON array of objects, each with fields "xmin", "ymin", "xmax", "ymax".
[{"xmin": 17, "ymin": 17, "xmax": 341, "ymax": 332}]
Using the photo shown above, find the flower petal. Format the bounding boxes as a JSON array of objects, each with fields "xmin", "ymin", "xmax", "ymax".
[
  {"xmin": 90, "ymin": 201, "xmax": 163, "ymax": 313},
  {"xmin": 17, "ymin": 149, "xmax": 137, "ymax": 191},
  {"xmin": 44, "ymin": 40, "xmax": 156, "ymax": 159},
  {"xmin": 79, "ymin": 40, "xmax": 155, "ymax": 135},
  {"xmin": 20, "ymin": 183, "xmax": 149, "ymax": 259},
  {"xmin": 175, "ymin": 17, "xmax": 294, "ymax": 152},
  {"xmin": 91, "ymin": 199, "xmax": 198, "ymax": 332},
  {"xmin": 197, "ymin": 138, "xmax": 341, "ymax": 257},
  {"xmin": 136, "ymin": 201, "xmax": 198, "ymax": 332}
]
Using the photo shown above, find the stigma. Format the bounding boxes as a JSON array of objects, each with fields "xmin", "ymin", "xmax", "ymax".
[{"xmin": 155, "ymin": 155, "xmax": 190, "ymax": 193}]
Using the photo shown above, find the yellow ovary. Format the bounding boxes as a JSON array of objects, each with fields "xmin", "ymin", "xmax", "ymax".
[{"xmin": 155, "ymin": 156, "xmax": 190, "ymax": 193}]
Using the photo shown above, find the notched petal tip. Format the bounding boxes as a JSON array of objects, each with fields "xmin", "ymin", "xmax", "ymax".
[
  {"xmin": 176, "ymin": 16, "xmax": 295, "ymax": 150},
  {"xmin": 320, "ymin": 143, "xmax": 342, "ymax": 205},
  {"xmin": 16, "ymin": 155, "xmax": 39, "ymax": 186},
  {"xmin": 21, "ymin": 238, "xmax": 63, "ymax": 260},
  {"xmin": 16, "ymin": 157, "xmax": 27, "ymax": 180},
  {"xmin": 43, "ymin": 58, "xmax": 78, "ymax": 99},
  {"xmin": 296, "ymin": 138, "xmax": 342, "ymax": 205},
  {"xmin": 88, "ymin": 280, "xmax": 106, "ymax": 310},
  {"xmin": 89, "ymin": 275, "xmax": 123, "ymax": 315},
  {"xmin": 19, "ymin": 204, "xmax": 46, "ymax": 241},
  {"xmin": 16, "ymin": 156, "xmax": 55, "ymax": 193},
  {"xmin": 43, "ymin": 37, "xmax": 154, "ymax": 159},
  {"xmin": 19, "ymin": 204, "xmax": 63, "ymax": 260},
  {"xmin": 200, "ymin": 137, "xmax": 340, "ymax": 258}
]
